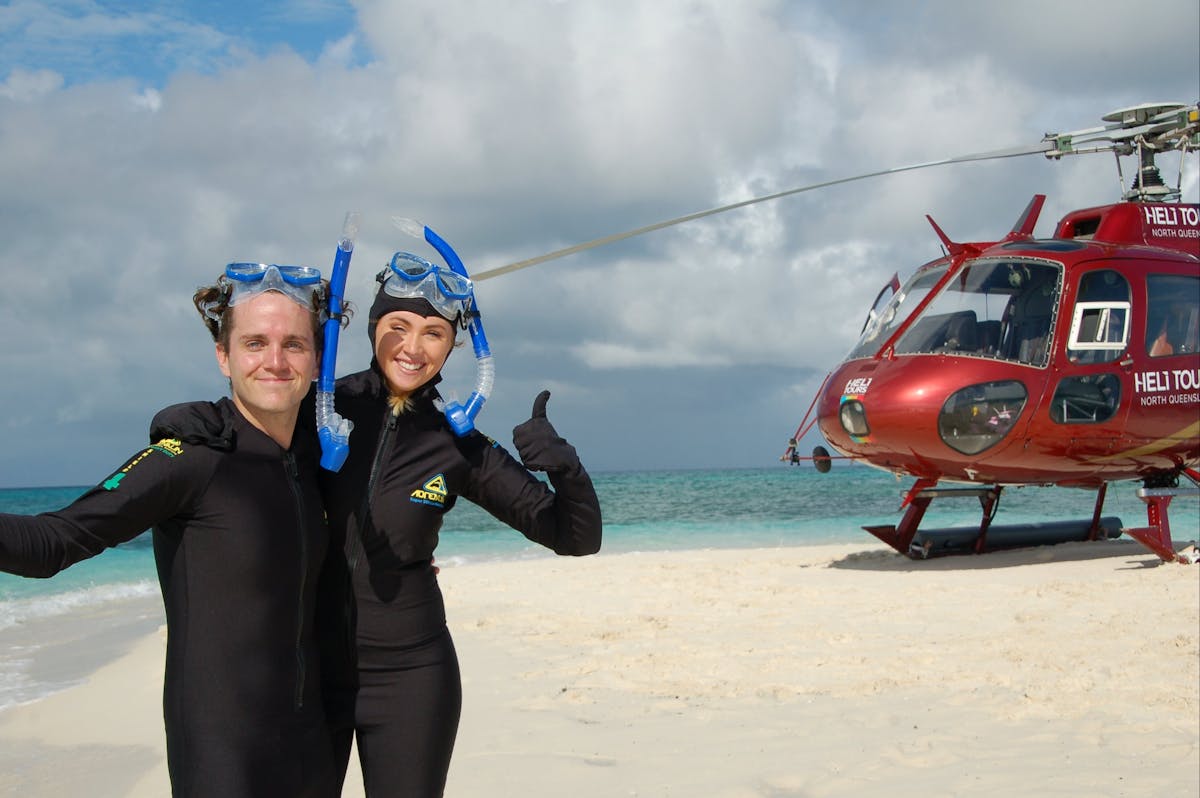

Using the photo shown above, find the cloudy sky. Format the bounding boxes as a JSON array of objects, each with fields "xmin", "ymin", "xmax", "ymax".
[{"xmin": 1, "ymin": 0, "xmax": 1197, "ymax": 487}]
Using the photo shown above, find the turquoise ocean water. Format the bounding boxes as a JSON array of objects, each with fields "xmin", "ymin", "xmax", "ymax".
[{"xmin": 2, "ymin": 466, "xmax": 1197, "ymax": 709}]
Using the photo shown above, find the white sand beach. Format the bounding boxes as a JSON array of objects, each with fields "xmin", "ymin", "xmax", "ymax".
[{"xmin": 1, "ymin": 541, "xmax": 1197, "ymax": 797}]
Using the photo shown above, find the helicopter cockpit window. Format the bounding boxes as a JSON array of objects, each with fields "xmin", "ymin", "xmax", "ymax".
[
  {"xmin": 845, "ymin": 261, "xmax": 949, "ymax": 360},
  {"xmin": 1145, "ymin": 274, "xmax": 1199, "ymax": 357},
  {"xmin": 1067, "ymin": 269, "xmax": 1131, "ymax": 364},
  {"xmin": 890, "ymin": 259, "xmax": 1062, "ymax": 367}
]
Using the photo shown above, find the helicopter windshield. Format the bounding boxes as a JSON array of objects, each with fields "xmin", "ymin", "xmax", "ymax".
[
  {"xmin": 893, "ymin": 258, "xmax": 1062, "ymax": 366},
  {"xmin": 846, "ymin": 261, "xmax": 950, "ymax": 360},
  {"xmin": 847, "ymin": 258, "xmax": 1063, "ymax": 367}
]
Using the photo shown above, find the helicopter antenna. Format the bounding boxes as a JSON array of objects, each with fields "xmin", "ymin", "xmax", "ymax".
[{"xmin": 474, "ymin": 102, "xmax": 1199, "ymax": 282}]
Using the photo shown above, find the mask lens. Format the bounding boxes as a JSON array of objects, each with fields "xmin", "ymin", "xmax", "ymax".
[
  {"xmin": 389, "ymin": 252, "xmax": 436, "ymax": 281},
  {"xmin": 225, "ymin": 262, "xmax": 270, "ymax": 282},
  {"xmin": 276, "ymin": 265, "xmax": 321, "ymax": 285},
  {"xmin": 435, "ymin": 270, "xmax": 473, "ymax": 299}
]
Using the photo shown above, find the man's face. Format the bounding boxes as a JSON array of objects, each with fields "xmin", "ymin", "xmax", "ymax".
[{"xmin": 216, "ymin": 291, "xmax": 318, "ymax": 435}]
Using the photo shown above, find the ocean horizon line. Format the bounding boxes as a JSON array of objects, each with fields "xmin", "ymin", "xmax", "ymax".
[{"xmin": 0, "ymin": 461, "xmax": 882, "ymax": 493}]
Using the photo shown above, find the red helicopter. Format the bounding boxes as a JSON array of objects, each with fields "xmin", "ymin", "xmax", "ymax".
[
  {"xmin": 782, "ymin": 102, "xmax": 1200, "ymax": 563},
  {"xmin": 471, "ymin": 101, "xmax": 1199, "ymax": 563}
]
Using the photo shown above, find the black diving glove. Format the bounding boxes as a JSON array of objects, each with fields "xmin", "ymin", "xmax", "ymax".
[{"xmin": 512, "ymin": 390, "xmax": 579, "ymax": 473}]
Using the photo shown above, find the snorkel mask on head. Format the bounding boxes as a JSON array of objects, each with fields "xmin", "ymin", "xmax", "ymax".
[
  {"xmin": 381, "ymin": 217, "xmax": 493, "ymax": 436},
  {"xmin": 380, "ymin": 252, "xmax": 475, "ymax": 326},
  {"xmin": 224, "ymin": 263, "xmax": 323, "ymax": 308},
  {"xmin": 199, "ymin": 262, "xmax": 327, "ymax": 333}
]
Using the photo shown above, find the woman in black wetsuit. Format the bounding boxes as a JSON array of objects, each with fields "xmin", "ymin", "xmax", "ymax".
[
  {"xmin": 0, "ymin": 265, "xmax": 342, "ymax": 798},
  {"xmin": 319, "ymin": 249, "xmax": 603, "ymax": 797}
]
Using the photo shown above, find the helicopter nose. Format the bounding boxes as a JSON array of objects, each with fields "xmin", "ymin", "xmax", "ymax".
[{"xmin": 820, "ymin": 359, "xmax": 1034, "ymax": 466}]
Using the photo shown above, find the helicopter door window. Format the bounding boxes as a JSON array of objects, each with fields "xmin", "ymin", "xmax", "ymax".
[
  {"xmin": 1145, "ymin": 274, "xmax": 1199, "ymax": 357},
  {"xmin": 1067, "ymin": 268, "xmax": 1131, "ymax": 364},
  {"xmin": 1066, "ymin": 302, "xmax": 1130, "ymax": 364},
  {"xmin": 1050, "ymin": 374, "xmax": 1121, "ymax": 424}
]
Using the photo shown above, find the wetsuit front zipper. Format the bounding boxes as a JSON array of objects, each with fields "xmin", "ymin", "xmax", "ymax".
[
  {"xmin": 283, "ymin": 450, "xmax": 308, "ymax": 711},
  {"xmin": 347, "ymin": 408, "xmax": 398, "ymax": 573},
  {"xmin": 337, "ymin": 409, "xmax": 399, "ymax": 670}
]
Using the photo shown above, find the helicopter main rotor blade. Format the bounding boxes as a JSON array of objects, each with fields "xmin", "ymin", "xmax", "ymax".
[{"xmin": 473, "ymin": 140, "xmax": 1053, "ymax": 282}]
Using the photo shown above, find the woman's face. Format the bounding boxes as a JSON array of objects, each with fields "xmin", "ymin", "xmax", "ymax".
[{"xmin": 373, "ymin": 309, "xmax": 455, "ymax": 396}]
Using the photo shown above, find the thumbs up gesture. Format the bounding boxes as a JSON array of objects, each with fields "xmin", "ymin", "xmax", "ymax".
[{"xmin": 512, "ymin": 390, "xmax": 578, "ymax": 473}]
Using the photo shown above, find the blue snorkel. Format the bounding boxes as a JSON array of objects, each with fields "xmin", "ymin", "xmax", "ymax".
[
  {"xmin": 393, "ymin": 217, "xmax": 494, "ymax": 436},
  {"xmin": 316, "ymin": 212, "xmax": 360, "ymax": 471}
]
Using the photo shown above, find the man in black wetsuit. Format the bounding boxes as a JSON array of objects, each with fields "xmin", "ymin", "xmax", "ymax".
[{"xmin": 0, "ymin": 264, "xmax": 340, "ymax": 797}]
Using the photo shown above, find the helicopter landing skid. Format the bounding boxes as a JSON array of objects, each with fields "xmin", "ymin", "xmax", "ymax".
[
  {"xmin": 864, "ymin": 479, "xmax": 997, "ymax": 557},
  {"xmin": 1123, "ymin": 486, "xmax": 1200, "ymax": 563},
  {"xmin": 864, "ymin": 480, "xmax": 1122, "ymax": 559}
]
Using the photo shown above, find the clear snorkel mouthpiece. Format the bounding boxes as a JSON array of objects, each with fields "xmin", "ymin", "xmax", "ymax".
[
  {"xmin": 317, "ymin": 212, "xmax": 360, "ymax": 471},
  {"xmin": 392, "ymin": 217, "xmax": 493, "ymax": 436}
]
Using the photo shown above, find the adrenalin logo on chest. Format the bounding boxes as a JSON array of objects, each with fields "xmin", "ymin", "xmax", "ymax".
[{"xmin": 410, "ymin": 473, "xmax": 448, "ymax": 508}]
